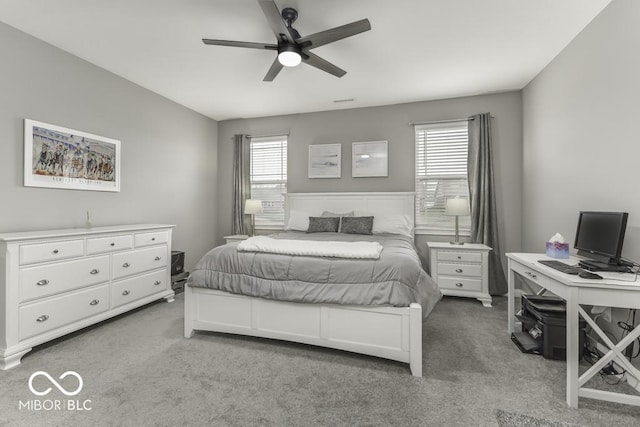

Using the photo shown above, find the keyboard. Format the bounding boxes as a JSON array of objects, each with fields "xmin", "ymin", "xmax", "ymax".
[{"xmin": 537, "ymin": 260, "xmax": 583, "ymax": 275}]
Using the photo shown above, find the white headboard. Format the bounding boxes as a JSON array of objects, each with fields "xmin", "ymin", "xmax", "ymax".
[{"xmin": 284, "ymin": 192, "xmax": 415, "ymax": 226}]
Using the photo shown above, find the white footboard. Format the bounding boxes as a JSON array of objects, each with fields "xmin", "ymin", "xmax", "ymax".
[{"xmin": 184, "ymin": 285, "xmax": 423, "ymax": 377}]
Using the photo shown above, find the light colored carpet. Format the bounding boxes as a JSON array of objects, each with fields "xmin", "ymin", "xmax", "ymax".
[{"xmin": 1, "ymin": 293, "xmax": 639, "ymax": 426}]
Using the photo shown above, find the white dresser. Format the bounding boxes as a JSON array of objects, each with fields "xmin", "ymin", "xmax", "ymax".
[
  {"xmin": 428, "ymin": 242, "xmax": 492, "ymax": 307},
  {"xmin": 0, "ymin": 224, "xmax": 175, "ymax": 369}
]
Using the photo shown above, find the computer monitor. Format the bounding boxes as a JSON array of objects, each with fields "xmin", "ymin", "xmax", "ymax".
[{"xmin": 574, "ymin": 211, "xmax": 628, "ymax": 271}]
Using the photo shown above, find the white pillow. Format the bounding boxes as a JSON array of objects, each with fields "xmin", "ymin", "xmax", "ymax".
[
  {"xmin": 285, "ymin": 210, "xmax": 311, "ymax": 231},
  {"xmin": 355, "ymin": 212, "xmax": 413, "ymax": 237}
]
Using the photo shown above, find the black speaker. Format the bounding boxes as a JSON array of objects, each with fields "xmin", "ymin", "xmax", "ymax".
[{"xmin": 171, "ymin": 251, "xmax": 185, "ymax": 276}]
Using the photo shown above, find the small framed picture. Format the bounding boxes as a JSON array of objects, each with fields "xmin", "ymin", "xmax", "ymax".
[
  {"xmin": 352, "ymin": 141, "xmax": 388, "ymax": 177},
  {"xmin": 308, "ymin": 143, "xmax": 341, "ymax": 178},
  {"xmin": 24, "ymin": 119, "xmax": 121, "ymax": 192}
]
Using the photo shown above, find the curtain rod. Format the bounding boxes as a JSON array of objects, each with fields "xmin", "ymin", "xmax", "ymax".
[
  {"xmin": 245, "ymin": 132, "xmax": 290, "ymax": 139},
  {"xmin": 409, "ymin": 115, "xmax": 495, "ymax": 126}
]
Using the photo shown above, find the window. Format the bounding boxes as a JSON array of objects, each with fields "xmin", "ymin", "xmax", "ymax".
[
  {"xmin": 415, "ymin": 121, "xmax": 470, "ymax": 233},
  {"xmin": 250, "ymin": 135, "xmax": 287, "ymax": 229}
]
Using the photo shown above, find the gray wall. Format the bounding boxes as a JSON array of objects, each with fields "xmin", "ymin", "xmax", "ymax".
[
  {"xmin": 218, "ymin": 92, "xmax": 523, "ymax": 270},
  {"xmin": 523, "ymin": 0, "xmax": 640, "ymax": 336},
  {"xmin": 523, "ymin": 0, "xmax": 640, "ymax": 261},
  {"xmin": 0, "ymin": 22, "xmax": 219, "ymax": 271}
]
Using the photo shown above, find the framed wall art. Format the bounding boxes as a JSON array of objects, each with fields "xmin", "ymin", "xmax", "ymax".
[
  {"xmin": 24, "ymin": 119, "xmax": 121, "ymax": 192},
  {"xmin": 308, "ymin": 143, "xmax": 341, "ymax": 178},
  {"xmin": 352, "ymin": 140, "xmax": 388, "ymax": 177}
]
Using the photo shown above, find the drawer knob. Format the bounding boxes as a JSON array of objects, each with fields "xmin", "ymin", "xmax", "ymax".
[
  {"xmin": 90, "ymin": 299, "xmax": 100, "ymax": 306},
  {"xmin": 90, "ymin": 269, "xmax": 100, "ymax": 275},
  {"xmin": 36, "ymin": 279, "xmax": 50, "ymax": 286},
  {"xmin": 154, "ymin": 280, "xmax": 161, "ymax": 286},
  {"xmin": 52, "ymin": 249, "xmax": 59, "ymax": 254},
  {"xmin": 122, "ymin": 290, "xmax": 130, "ymax": 296},
  {"xmin": 152, "ymin": 237, "xmax": 156, "ymax": 241},
  {"xmin": 455, "ymin": 283, "xmax": 463, "ymax": 288},
  {"xmin": 457, "ymin": 256, "xmax": 462, "ymax": 260},
  {"xmin": 154, "ymin": 256, "xmax": 161, "ymax": 261},
  {"xmin": 110, "ymin": 242, "xmax": 115, "ymax": 247},
  {"xmin": 36, "ymin": 315, "xmax": 49, "ymax": 322},
  {"xmin": 455, "ymin": 268, "xmax": 463, "ymax": 273},
  {"xmin": 122, "ymin": 262, "xmax": 130, "ymax": 268}
]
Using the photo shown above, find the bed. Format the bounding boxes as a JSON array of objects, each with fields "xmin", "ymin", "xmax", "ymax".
[{"xmin": 184, "ymin": 192, "xmax": 441, "ymax": 376}]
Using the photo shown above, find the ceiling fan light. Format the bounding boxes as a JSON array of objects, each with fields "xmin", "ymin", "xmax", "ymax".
[{"xmin": 278, "ymin": 50, "xmax": 301, "ymax": 67}]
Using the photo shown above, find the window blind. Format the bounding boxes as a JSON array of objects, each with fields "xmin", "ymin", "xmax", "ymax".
[
  {"xmin": 415, "ymin": 121, "xmax": 470, "ymax": 232},
  {"xmin": 250, "ymin": 135, "xmax": 287, "ymax": 228}
]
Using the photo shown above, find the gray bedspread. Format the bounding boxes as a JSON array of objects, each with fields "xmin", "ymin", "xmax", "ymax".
[{"xmin": 188, "ymin": 232, "xmax": 441, "ymax": 319}]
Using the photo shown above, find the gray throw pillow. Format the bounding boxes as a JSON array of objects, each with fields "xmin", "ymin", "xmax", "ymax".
[
  {"xmin": 307, "ymin": 216, "xmax": 340, "ymax": 233},
  {"xmin": 340, "ymin": 216, "xmax": 374, "ymax": 235},
  {"xmin": 321, "ymin": 211, "xmax": 355, "ymax": 232}
]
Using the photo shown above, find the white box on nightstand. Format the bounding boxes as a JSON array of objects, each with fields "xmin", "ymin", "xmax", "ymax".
[{"xmin": 428, "ymin": 242, "xmax": 492, "ymax": 307}]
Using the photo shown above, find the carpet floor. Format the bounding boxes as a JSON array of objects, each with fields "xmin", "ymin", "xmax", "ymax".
[{"xmin": 1, "ymin": 293, "xmax": 639, "ymax": 426}]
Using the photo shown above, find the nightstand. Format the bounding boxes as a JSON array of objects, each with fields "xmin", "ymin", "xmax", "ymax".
[
  {"xmin": 428, "ymin": 242, "xmax": 492, "ymax": 307},
  {"xmin": 224, "ymin": 234, "xmax": 250, "ymax": 244}
]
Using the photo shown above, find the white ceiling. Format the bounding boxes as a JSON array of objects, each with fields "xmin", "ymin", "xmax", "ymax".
[{"xmin": 0, "ymin": 0, "xmax": 611, "ymax": 121}]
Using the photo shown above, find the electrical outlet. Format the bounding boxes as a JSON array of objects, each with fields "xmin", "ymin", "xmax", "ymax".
[{"xmin": 602, "ymin": 307, "xmax": 612, "ymax": 323}]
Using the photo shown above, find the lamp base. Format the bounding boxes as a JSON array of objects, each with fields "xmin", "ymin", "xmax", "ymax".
[{"xmin": 449, "ymin": 241, "xmax": 465, "ymax": 245}]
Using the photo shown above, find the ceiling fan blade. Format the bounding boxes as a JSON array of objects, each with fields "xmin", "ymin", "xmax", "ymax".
[
  {"xmin": 297, "ymin": 19, "xmax": 371, "ymax": 50},
  {"xmin": 263, "ymin": 57, "xmax": 284, "ymax": 81},
  {"xmin": 301, "ymin": 52, "xmax": 346, "ymax": 78},
  {"xmin": 258, "ymin": 0, "xmax": 295, "ymax": 43},
  {"xmin": 202, "ymin": 39, "xmax": 277, "ymax": 50}
]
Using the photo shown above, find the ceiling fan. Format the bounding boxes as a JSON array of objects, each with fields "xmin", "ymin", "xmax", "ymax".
[{"xmin": 202, "ymin": 0, "xmax": 371, "ymax": 81}]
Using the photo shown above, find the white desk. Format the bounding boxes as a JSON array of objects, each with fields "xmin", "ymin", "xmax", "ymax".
[{"xmin": 507, "ymin": 253, "xmax": 640, "ymax": 408}]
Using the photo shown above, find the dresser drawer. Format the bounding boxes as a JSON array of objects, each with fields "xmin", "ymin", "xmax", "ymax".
[
  {"xmin": 86, "ymin": 234, "xmax": 133, "ymax": 255},
  {"xmin": 20, "ymin": 256, "xmax": 110, "ymax": 302},
  {"xmin": 112, "ymin": 246, "xmax": 168, "ymax": 279},
  {"xmin": 438, "ymin": 262, "xmax": 482, "ymax": 277},
  {"xmin": 19, "ymin": 284, "xmax": 110, "ymax": 340},
  {"xmin": 134, "ymin": 231, "xmax": 169, "ymax": 248},
  {"xmin": 437, "ymin": 251, "xmax": 482, "ymax": 263},
  {"xmin": 20, "ymin": 240, "xmax": 84, "ymax": 265},
  {"xmin": 438, "ymin": 276, "xmax": 482, "ymax": 292},
  {"xmin": 111, "ymin": 269, "xmax": 168, "ymax": 309}
]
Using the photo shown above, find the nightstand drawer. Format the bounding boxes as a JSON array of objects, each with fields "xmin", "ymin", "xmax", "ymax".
[
  {"xmin": 438, "ymin": 263, "xmax": 482, "ymax": 277},
  {"xmin": 438, "ymin": 276, "xmax": 482, "ymax": 292},
  {"xmin": 437, "ymin": 251, "xmax": 482, "ymax": 263}
]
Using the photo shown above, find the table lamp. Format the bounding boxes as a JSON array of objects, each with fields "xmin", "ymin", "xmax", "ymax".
[
  {"xmin": 244, "ymin": 199, "xmax": 263, "ymax": 236},
  {"xmin": 445, "ymin": 197, "xmax": 469, "ymax": 245}
]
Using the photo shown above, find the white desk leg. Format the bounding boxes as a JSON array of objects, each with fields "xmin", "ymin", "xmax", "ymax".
[
  {"xmin": 566, "ymin": 287, "xmax": 579, "ymax": 408},
  {"xmin": 507, "ymin": 259, "xmax": 515, "ymax": 335}
]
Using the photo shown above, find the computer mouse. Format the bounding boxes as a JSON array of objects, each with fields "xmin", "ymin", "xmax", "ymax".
[{"xmin": 579, "ymin": 271, "xmax": 603, "ymax": 279}]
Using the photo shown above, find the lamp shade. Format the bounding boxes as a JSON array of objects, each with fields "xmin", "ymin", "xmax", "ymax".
[
  {"xmin": 244, "ymin": 199, "xmax": 263, "ymax": 215},
  {"xmin": 445, "ymin": 198, "xmax": 469, "ymax": 216}
]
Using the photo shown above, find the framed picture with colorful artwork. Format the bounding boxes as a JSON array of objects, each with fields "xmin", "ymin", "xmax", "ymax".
[{"xmin": 24, "ymin": 119, "xmax": 121, "ymax": 192}]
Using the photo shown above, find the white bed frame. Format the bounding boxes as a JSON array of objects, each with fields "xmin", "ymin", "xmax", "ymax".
[{"xmin": 184, "ymin": 192, "xmax": 423, "ymax": 377}]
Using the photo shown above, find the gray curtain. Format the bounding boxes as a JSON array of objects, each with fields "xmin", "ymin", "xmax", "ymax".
[
  {"xmin": 468, "ymin": 113, "xmax": 507, "ymax": 295},
  {"xmin": 232, "ymin": 134, "xmax": 251, "ymax": 235}
]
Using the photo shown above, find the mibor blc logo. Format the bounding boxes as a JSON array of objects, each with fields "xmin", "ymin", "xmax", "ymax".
[
  {"xmin": 29, "ymin": 371, "xmax": 83, "ymax": 396},
  {"xmin": 19, "ymin": 371, "xmax": 92, "ymax": 412}
]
